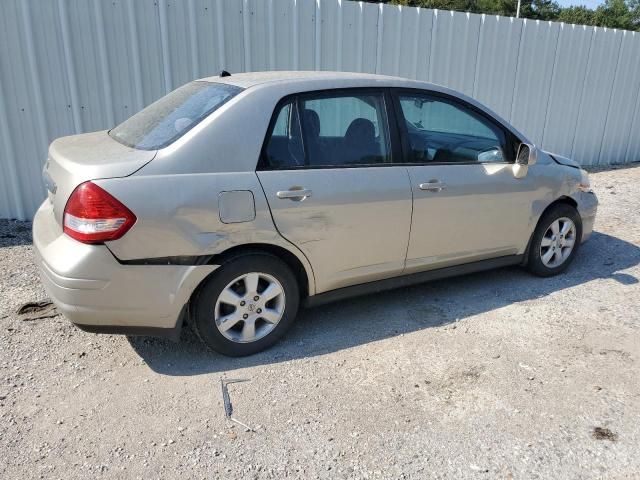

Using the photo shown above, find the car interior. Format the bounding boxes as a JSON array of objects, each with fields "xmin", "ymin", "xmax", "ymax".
[
  {"xmin": 405, "ymin": 122, "xmax": 505, "ymax": 164},
  {"xmin": 265, "ymin": 94, "xmax": 390, "ymax": 168},
  {"xmin": 301, "ymin": 110, "xmax": 386, "ymax": 166},
  {"xmin": 264, "ymin": 92, "xmax": 509, "ymax": 168}
]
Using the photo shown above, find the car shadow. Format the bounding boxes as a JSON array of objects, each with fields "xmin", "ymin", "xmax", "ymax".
[{"xmin": 128, "ymin": 231, "xmax": 639, "ymax": 375}]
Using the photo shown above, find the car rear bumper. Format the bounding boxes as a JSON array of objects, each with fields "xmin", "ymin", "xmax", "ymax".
[{"xmin": 33, "ymin": 200, "xmax": 217, "ymax": 336}]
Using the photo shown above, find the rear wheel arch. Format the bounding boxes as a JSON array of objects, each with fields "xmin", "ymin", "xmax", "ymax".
[
  {"xmin": 206, "ymin": 243, "xmax": 312, "ymax": 299},
  {"xmin": 184, "ymin": 243, "xmax": 312, "ymax": 343}
]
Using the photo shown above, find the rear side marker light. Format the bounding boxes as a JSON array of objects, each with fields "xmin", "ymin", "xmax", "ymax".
[{"xmin": 63, "ymin": 182, "xmax": 136, "ymax": 244}]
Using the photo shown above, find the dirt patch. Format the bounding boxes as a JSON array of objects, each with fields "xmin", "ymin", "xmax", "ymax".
[{"xmin": 592, "ymin": 427, "xmax": 618, "ymax": 442}]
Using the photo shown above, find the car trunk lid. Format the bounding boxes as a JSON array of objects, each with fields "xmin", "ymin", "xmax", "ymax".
[{"xmin": 43, "ymin": 130, "xmax": 156, "ymax": 224}]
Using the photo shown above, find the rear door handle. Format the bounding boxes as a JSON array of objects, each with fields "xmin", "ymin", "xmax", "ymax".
[
  {"xmin": 419, "ymin": 180, "xmax": 446, "ymax": 192},
  {"xmin": 276, "ymin": 188, "xmax": 312, "ymax": 201}
]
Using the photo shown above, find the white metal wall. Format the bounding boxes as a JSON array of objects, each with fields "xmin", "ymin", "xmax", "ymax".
[{"xmin": 1, "ymin": 0, "xmax": 640, "ymax": 219}]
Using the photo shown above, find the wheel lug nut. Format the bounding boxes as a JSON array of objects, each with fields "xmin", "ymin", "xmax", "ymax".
[
  {"xmin": 254, "ymin": 296, "xmax": 259, "ymax": 301},
  {"xmin": 240, "ymin": 301, "xmax": 245, "ymax": 306},
  {"xmin": 243, "ymin": 313, "xmax": 248, "ymax": 319},
  {"xmin": 257, "ymin": 308, "xmax": 262, "ymax": 313}
]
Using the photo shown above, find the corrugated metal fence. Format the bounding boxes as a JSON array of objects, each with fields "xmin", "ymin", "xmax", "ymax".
[{"xmin": 1, "ymin": 0, "xmax": 640, "ymax": 219}]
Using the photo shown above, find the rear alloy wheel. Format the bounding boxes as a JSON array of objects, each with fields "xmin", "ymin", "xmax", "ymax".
[
  {"xmin": 527, "ymin": 204, "xmax": 582, "ymax": 277},
  {"xmin": 214, "ymin": 272, "xmax": 286, "ymax": 343},
  {"xmin": 192, "ymin": 253, "xmax": 299, "ymax": 356}
]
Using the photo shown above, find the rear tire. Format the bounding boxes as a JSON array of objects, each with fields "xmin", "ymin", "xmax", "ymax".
[
  {"xmin": 192, "ymin": 253, "xmax": 299, "ymax": 356},
  {"xmin": 527, "ymin": 203, "xmax": 582, "ymax": 277}
]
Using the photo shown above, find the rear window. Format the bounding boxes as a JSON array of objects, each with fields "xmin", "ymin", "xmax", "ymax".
[{"xmin": 109, "ymin": 81, "xmax": 242, "ymax": 150}]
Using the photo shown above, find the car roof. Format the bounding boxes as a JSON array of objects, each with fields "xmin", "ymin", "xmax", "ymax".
[
  {"xmin": 200, "ymin": 70, "xmax": 429, "ymax": 89},
  {"xmin": 198, "ymin": 71, "xmax": 531, "ymax": 144}
]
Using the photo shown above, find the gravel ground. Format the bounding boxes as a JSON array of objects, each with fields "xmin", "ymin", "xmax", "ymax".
[{"xmin": 1, "ymin": 165, "xmax": 639, "ymax": 479}]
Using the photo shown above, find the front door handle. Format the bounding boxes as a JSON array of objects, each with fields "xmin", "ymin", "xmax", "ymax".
[
  {"xmin": 419, "ymin": 180, "xmax": 446, "ymax": 192},
  {"xmin": 276, "ymin": 188, "xmax": 312, "ymax": 201}
]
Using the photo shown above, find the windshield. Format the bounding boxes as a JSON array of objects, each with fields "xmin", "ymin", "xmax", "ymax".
[{"xmin": 109, "ymin": 81, "xmax": 243, "ymax": 150}]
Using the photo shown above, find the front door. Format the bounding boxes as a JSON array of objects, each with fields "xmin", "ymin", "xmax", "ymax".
[
  {"xmin": 257, "ymin": 90, "xmax": 412, "ymax": 293},
  {"xmin": 393, "ymin": 90, "xmax": 536, "ymax": 273}
]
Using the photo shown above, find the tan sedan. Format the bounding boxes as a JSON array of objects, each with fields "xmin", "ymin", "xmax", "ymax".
[{"xmin": 34, "ymin": 71, "xmax": 598, "ymax": 356}]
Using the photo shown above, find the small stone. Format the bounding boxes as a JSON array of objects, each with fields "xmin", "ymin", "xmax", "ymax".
[{"xmin": 168, "ymin": 439, "xmax": 175, "ymax": 445}]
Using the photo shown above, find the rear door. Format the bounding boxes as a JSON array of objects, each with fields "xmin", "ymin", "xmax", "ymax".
[
  {"xmin": 256, "ymin": 90, "xmax": 412, "ymax": 293},
  {"xmin": 392, "ymin": 89, "xmax": 537, "ymax": 273}
]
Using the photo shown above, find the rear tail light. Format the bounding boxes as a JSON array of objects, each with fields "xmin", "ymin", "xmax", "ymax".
[{"xmin": 63, "ymin": 182, "xmax": 136, "ymax": 244}]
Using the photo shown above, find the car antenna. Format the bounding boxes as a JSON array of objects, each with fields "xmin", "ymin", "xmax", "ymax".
[{"xmin": 219, "ymin": 70, "xmax": 231, "ymax": 77}]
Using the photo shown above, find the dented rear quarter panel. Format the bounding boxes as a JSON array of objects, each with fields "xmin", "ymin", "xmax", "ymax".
[{"xmin": 98, "ymin": 172, "xmax": 316, "ymax": 294}]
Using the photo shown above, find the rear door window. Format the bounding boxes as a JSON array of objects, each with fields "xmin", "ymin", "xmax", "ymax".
[
  {"xmin": 300, "ymin": 93, "xmax": 391, "ymax": 166},
  {"xmin": 262, "ymin": 91, "xmax": 392, "ymax": 169},
  {"xmin": 109, "ymin": 81, "xmax": 242, "ymax": 150}
]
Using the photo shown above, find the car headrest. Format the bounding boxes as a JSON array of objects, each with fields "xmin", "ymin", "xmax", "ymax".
[
  {"xmin": 303, "ymin": 109, "xmax": 321, "ymax": 138},
  {"xmin": 344, "ymin": 118, "xmax": 375, "ymax": 146}
]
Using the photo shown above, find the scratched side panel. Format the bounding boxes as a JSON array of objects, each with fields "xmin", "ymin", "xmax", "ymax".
[{"xmin": 257, "ymin": 167, "xmax": 413, "ymax": 293}]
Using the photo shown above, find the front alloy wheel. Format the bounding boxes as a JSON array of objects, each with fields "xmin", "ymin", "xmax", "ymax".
[
  {"xmin": 528, "ymin": 203, "xmax": 582, "ymax": 277},
  {"xmin": 539, "ymin": 217, "xmax": 577, "ymax": 268}
]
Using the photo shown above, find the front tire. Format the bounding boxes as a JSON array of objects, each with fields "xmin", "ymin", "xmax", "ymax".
[
  {"xmin": 192, "ymin": 253, "xmax": 300, "ymax": 356},
  {"xmin": 527, "ymin": 203, "xmax": 582, "ymax": 277}
]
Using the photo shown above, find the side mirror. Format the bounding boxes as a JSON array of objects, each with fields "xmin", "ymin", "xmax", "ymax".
[
  {"xmin": 513, "ymin": 143, "xmax": 537, "ymax": 179},
  {"xmin": 516, "ymin": 143, "xmax": 537, "ymax": 166}
]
